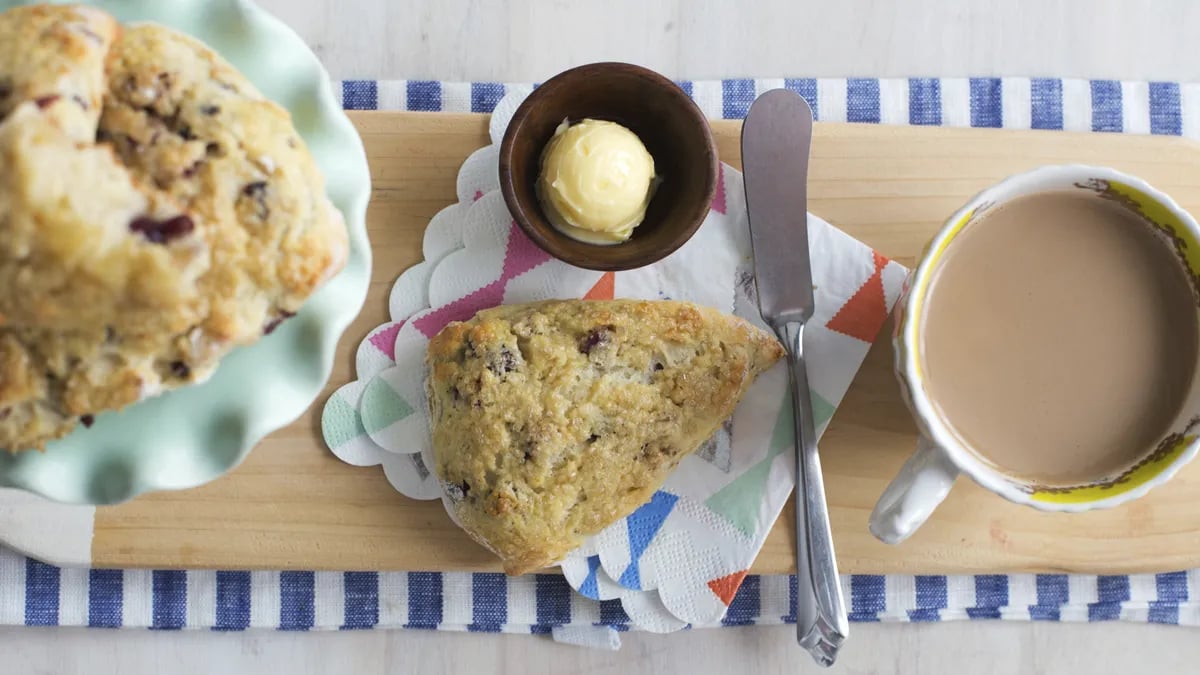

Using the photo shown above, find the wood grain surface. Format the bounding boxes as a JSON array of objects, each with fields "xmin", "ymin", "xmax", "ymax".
[{"xmin": 90, "ymin": 111, "xmax": 1200, "ymax": 574}]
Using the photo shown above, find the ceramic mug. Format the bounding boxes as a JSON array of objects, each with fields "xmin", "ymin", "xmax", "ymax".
[{"xmin": 869, "ymin": 165, "xmax": 1200, "ymax": 544}]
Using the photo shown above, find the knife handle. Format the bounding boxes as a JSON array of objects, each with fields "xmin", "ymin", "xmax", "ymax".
[{"xmin": 778, "ymin": 321, "xmax": 848, "ymax": 666}]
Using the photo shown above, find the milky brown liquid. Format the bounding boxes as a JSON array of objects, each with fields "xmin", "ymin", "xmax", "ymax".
[{"xmin": 921, "ymin": 191, "xmax": 1198, "ymax": 484}]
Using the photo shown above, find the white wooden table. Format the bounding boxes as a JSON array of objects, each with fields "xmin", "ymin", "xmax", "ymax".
[{"xmin": 5, "ymin": 1, "xmax": 1199, "ymax": 672}]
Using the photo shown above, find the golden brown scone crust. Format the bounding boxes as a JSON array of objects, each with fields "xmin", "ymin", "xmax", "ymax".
[
  {"xmin": 0, "ymin": 4, "xmax": 117, "ymax": 139},
  {"xmin": 426, "ymin": 299, "xmax": 784, "ymax": 575},
  {"xmin": 0, "ymin": 8, "xmax": 347, "ymax": 449}
]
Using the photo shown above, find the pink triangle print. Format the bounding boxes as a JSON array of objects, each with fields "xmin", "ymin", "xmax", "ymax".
[
  {"xmin": 412, "ymin": 282, "xmax": 507, "ymax": 338},
  {"xmin": 413, "ymin": 225, "xmax": 554, "ymax": 338},
  {"xmin": 367, "ymin": 322, "xmax": 404, "ymax": 357},
  {"xmin": 501, "ymin": 223, "xmax": 553, "ymax": 279},
  {"xmin": 711, "ymin": 164, "xmax": 727, "ymax": 215}
]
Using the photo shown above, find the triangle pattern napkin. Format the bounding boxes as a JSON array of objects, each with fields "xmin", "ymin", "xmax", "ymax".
[{"xmin": 321, "ymin": 91, "xmax": 908, "ymax": 630}]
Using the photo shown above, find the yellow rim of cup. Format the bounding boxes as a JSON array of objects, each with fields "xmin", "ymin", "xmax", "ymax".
[{"xmin": 903, "ymin": 173, "xmax": 1200, "ymax": 506}]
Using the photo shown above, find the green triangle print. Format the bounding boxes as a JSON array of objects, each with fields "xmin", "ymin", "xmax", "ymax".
[
  {"xmin": 360, "ymin": 378, "xmax": 415, "ymax": 436},
  {"xmin": 704, "ymin": 402, "xmax": 795, "ymax": 538},
  {"xmin": 811, "ymin": 390, "xmax": 836, "ymax": 432},
  {"xmin": 322, "ymin": 392, "xmax": 367, "ymax": 449}
]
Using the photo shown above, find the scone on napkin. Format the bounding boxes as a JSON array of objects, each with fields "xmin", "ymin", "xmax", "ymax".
[{"xmin": 426, "ymin": 299, "xmax": 784, "ymax": 575}]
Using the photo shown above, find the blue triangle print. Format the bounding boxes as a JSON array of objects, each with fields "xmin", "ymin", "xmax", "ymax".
[
  {"xmin": 618, "ymin": 560, "xmax": 641, "ymax": 589},
  {"xmin": 578, "ymin": 555, "xmax": 602, "ymax": 599},
  {"xmin": 616, "ymin": 491, "xmax": 679, "ymax": 590}
]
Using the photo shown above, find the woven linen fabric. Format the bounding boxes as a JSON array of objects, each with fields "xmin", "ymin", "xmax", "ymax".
[
  {"xmin": 5, "ymin": 78, "xmax": 1199, "ymax": 638},
  {"xmin": 338, "ymin": 77, "xmax": 1193, "ymax": 135}
]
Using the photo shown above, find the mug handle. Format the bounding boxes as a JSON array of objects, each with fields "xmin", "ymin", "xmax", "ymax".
[{"xmin": 869, "ymin": 436, "xmax": 960, "ymax": 544}]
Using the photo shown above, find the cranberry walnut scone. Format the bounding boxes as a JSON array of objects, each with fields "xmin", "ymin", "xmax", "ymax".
[
  {"xmin": 0, "ymin": 6, "xmax": 348, "ymax": 450},
  {"xmin": 426, "ymin": 299, "xmax": 785, "ymax": 575}
]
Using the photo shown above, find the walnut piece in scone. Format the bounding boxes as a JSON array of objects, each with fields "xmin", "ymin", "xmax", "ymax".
[{"xmin": 426, "ymin": 299, "xmax": 785, "ymax": 575}]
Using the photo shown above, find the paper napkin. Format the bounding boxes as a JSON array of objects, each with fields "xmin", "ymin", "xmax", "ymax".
[{"xmin": 321, "ymin": 91, "xmax": 908, "ymax": 630}]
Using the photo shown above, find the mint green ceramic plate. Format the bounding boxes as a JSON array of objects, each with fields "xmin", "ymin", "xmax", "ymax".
[{"xmin": 0, "ymin": 0, "xmax": 372, "ymax": 504}]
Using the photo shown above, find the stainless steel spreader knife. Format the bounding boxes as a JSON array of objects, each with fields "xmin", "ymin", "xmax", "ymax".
[{"xmin": 741, "ymin": 89, "xmax": 848, "ymax": 667}]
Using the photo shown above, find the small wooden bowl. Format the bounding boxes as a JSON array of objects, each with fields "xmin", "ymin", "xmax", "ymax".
[{"xmin": 498, "ymin": 63, "xmax": 719, "ymax": 271}]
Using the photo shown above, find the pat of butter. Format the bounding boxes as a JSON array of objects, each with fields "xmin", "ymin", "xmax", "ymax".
[{"xmin": 536, "ymin": 119, "xmax": 657, "ymax": 245}]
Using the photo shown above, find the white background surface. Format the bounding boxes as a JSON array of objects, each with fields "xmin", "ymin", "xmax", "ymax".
[{"xmin": 5, "ymin": 1, "xmax": 1197, "ymax": 673}]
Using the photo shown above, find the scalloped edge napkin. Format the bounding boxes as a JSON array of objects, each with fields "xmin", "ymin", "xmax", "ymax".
[{"xmin": 321, "ymin": 91, "xmax": 908, "ymax": 631}]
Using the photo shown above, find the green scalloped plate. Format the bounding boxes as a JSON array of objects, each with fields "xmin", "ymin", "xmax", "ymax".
[{"xmin": 0, "ymin": 0, "xmax": 372, "ymax": 504}]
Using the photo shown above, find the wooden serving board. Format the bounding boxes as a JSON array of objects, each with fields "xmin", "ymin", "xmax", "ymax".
[{"xmin": 74, "ymin": 112, "xmax": 1200, "ymax": 574}]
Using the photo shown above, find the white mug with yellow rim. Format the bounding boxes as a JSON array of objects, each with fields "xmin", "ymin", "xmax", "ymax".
[{"xmin": 869, "ymin": 165, "xmax": 1200, "ymax": 544}]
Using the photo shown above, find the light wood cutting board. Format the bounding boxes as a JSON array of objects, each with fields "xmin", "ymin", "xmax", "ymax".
[{"xmin": 54, "ymin": 112, "xmax": 1200, "ymax": 574}]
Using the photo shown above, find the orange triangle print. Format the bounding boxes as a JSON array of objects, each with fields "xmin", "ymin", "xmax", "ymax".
[
  {"xmin": 707, "ymin": 570, "xmax": 750, "ymax": 606},
  {"xmin": 583, "ymin": 272, "xmax": 615, "ymax": 300},
  {"xmin": 825, "ymin": 251, "xmax": 889, "ymax": 343}
]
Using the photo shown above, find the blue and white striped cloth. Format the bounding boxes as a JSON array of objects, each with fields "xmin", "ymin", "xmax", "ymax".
[
  {"xmin": 337, "ymin": 77, "xmax": 1197, "ymax": 134},
  {"xmin": 9, "ymin": 78, "xmax": 1200, "ymax": 638},
  {"xmin": 8, "ymin": 543, "xmax": 1200, "ymax": 632}
]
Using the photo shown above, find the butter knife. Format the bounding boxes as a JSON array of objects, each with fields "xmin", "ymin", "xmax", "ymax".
[{"xmin": 741, "ymin": 89, "xmax": 848, "ymax": 666}]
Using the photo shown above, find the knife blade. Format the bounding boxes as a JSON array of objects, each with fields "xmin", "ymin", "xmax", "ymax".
[
  {"xmin": 742, "ymin": 90, "xmax": 815, "ymax": 326},
  {"xmin": 742, "ymin": 89, "xmax": 848, "ymax": 666}
]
